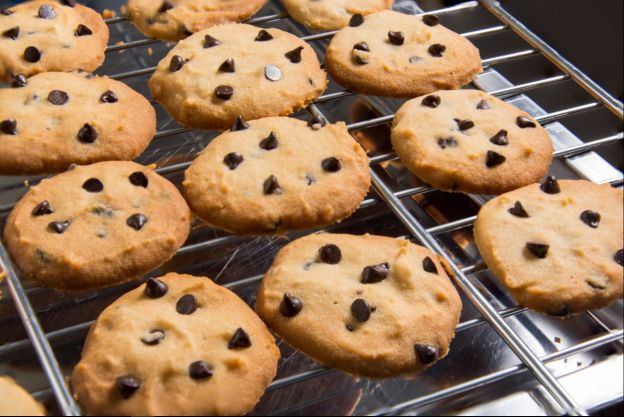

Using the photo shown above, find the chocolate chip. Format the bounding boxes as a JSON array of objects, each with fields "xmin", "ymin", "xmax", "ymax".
[
  {"xmin": 176, "ymin": 294, "xmax": 198, "ymax": 315},
  {"xmin": 264, "ymin": 175, "xmax": 282, "ymax": 195},
  {"xmin": 93, "ymin": 207, "xmax": 113, "ymax": 218},
  {"xmin": 285, "ymin": 46, "xmax": 304, "ymax": 63},
  {"xmin": 437, "ymin": 137, "xmax": 457, "ymax": 149},
  {"xmin": 615, "ymin": 249, "xmax": 623, "ymax": 266},
  {"xmin": 421, "ymin": 95, "xmax": 441, "ymax": 108},
  {"xmin": 306, "ymin": 174, "xmax": 316, "ymax": 185},
  {"xmin": 231, "ymin": 116, "xmax": 249, "ymax": 131},
  {"xmin": 60, "ymin": 0, "xmax": 76, "ymax": 6},
  {"xmin": 361, "ymin": 263, "xmax": 390, "ymax": 284},
  {"xmin": 159, "ymin": 0, "xmax": 174, "ymax": 13},
  {"xmin": 517, "ymin": 116, "xmax": 536, "ymax": 128},
  {"xmin": 181, "ymin": 27, "xmax": 193, "ymax": 37},
  {"xmin": 75, "ymin": 24, "xmax": 93, "ymax": 36},
  {"xmin": 32, "ymin": 201, "xmax": 53, "ymax": 216},
  {"xmin": 456, "ymin": 119, "xmax": 474, "ymax": 131},
  {"xmin": 223, "ymin": 152, "xmax": 244, "ymax": 170},
  {"xmin": 540, "ymin": 176, "xmax": 560, "ymax": 194},
  {"xmin": 141, "ymin": 329, "xmax": 165, "ymax": 346},
  {"xmin": 2, "ymin": 26, "xmax": 19, "ymax": 40},
  {"xmin": 526, "ymin": 242, "xmax": 549, "ymax": 258},
  {"xmin": 127, "ymin": 214, "xmax": 148, "ymax": 231},
  {"xmin": 264, "ymin": 64, "xmax": 282, "ymax": 82},
  {"xmin": 349, "ymin": 13, "xmax": 364, "ymax": 27},
  {"xmin": 353, "ymin": 42, "xmax": 370, "ymax": 52},
  {"xmin": 48, "ymin": 220, "xmax": 71, "ymax": 234},
  {"xmin": 308, "ymin": 115, "xmax": 327, "ymax": 130},
  {"xmin": 260, "ymin": 132, "xmax": 278, "ymax": 150},
  {"xmin": 319, "ymin": 244, "xmax": 342, "ymax": 264},
  {"xmin": 116, "ymin": 375, "xmax": 141, "ymax": 399},
  {"xmin": 204, "ymin": 34, "xmax": 221, "ymax": 48},
  {"xmin": 189, "ymin": 361, "xmax": 213, "ymax": 380},
  {"xmin": 580, "ymin": 210, "xmax": 601, "ymax": 228},
  {"xmin": 322, "ymin": 157, "xmax": 341, "ymax": 173},
  {"xmin": 82, "ymin": 178, "xmax": 103, "ymax": 193},
  {"xmin": 346, "ymin": 324, "xmax": 354, "ymax": 332},
  {"xmin": 280, "ymin": 293, "xmax": 303, "ymax": 317},
  {"xmin": 489, "ymin": 129, "xmax": 509, "ymax": 146},
  {"xmin": 218, "ymin": 58, "xmax": 235, "ymax": 73},
  {"xmin": 169, "ymin": 55, "xmax": 185, "ymax": 72},
  {"xmin": 0, "ymin": 9, "xmax": 13, "ymax": 15},
  {"xmin": 255, "ymin": 30, "xmax": 273, "ymax": 41},
  {"xmin": 422, "ymin": 257, "xmax": 438, "ymax": 274},
  {"xmin": 486, "ymin": 150, "xmax": 506, "ymax": 168},
  {"xmin": 351, "ymin": 298, "xmax": 372, "ymax": 323},
  {"xmin": 78, "ymin": 123, "xmax": 98, "ymax": 143},
  {"xmin": 129, "ymin": 172, "xmax": 149, "ymax": 188},
  {"xmin": 100, "ymin": 90, "xmax": 118, "ymax": 103},
  {"xmin": 0, "ymin": 119, "xmax": 17, "ymax": 135},
  {"xmin": 414, "ymin": 344, "xmax": 439, "ymax": 364},
  {"xmin": 10, "ymin": 74, "xmax": 27, "ymax": 88},
  {"xmin": 548, "ymin": 304, "xmax": 570, "ymax": 317},
  {"xmin": 215, "ymin": 85, "xmax": 234, "ymax": 100},
  {"xmin": 228, "ymin": 328, "xmax": 251, "ymax": 349},
  {"xmin": 477, "ymin": 99, "xmax": 490, "ymax": 110},
  {"xmin": 38, "ymin": 5, "xmax": 55, "ymax": 19},
  {"xmin": 388, "ymin": 31, "xmax": 405, "ymax": 46},
  {"xmin": 24, "ymin": 46, "xmax": 42, "ymax": 63},
  {"xmin": 428, "ymin": 44, "xmax": 446, "ymax": 57},
  {"xmin": 48, "ymin": 90, "xmax": 69, "ymax": 105},
  {"xmin": 145, "ymin": 278, "xmax": 168, "ymax": 298},
  {"xmin": 508, "ymin": 201, "xmax": 529, "ymax": 218},
  {"xmin": 422, "ymin": 14, "xmax": 440, "ymax": 26}
]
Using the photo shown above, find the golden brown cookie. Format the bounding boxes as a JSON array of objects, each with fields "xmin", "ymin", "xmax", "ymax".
[
  {"xmin": 475, "ymin": 178, "xmax": 624, "ymax": 315},
  {"xmin": 282, "ymin": 0, "xmax": 393, "ymax": 30},
  {"xmin": 0, "ymin": 376, "xmax": 45, "ymax": 416}
]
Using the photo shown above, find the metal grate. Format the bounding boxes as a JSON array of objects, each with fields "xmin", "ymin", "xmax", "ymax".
[{"xmin": 0, "ymin": 1, "xmax": 622, "ymax": 416}]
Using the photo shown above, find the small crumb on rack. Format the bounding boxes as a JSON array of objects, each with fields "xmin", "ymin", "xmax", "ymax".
[
  {"xmin": 147, "ymin": 47, "xmax": 153, "ymax": 56},
  {"xmin": 102, "ymin": 9, "xmax": 117, "ymax": 19},
  {"xmin": 554, "ymin": 336, "xmax": 561, "ymax": 344}
]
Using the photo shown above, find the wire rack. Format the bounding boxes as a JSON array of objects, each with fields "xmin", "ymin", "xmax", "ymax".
[{"xmin": 0, "ymin": 0, "xmax": 623, "ymax": 416}]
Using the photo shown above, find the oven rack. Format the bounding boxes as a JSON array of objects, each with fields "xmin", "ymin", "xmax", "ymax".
[{"xmin": 0, "ymin": 1, "xmax": 622, "ymax": 416}]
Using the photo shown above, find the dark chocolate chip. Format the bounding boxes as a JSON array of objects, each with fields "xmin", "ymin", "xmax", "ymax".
[
  {"xmin": 48, "ymin": 90, "xmax": 69, "ymax": 105},
  {"xmin": 32, "ymin": 201, "xmax": 53, "ymax": 216},
  {"xmin": 346, "ymin": 324, "xmax": 355, "ymax": 332},
  {"xmin": 169, "ymin": 55, "xmax": 185, "ymax": 72},
  {"xmin": 145, "ymin": 278, "xmax": 168, "ymax": 298},
  {"xmin": 60, "ymin": 0, "xmax": 76, "ymax": 6},
  {"xmin": 116, "ymin": 375, "xmax": 141, "ymax": 399},
  {"xmin": 422, "ymin": 14, "xmax": 439, "ymax": 26},
  {"xmin": 353, "ymin": 42, "xmax": 370, "ymax": 52},
  {"xmin": 526, "ymin": 242, "xmax": 549, "ymax": 259},
  {"xmin": 308, "ymin": 115, "xmax": 327, "ymax": 130},
  {"xmin": 75, "ymin": 24, "xmax": 93, "ymax": 36},
  {"xmin": 93, "ymin": 207, "xmax": 113, "ymax": 218},
  {"xmin": 414, "ymin": 344, "xmax": 439, "ymax": 364},
  {"xmin": 141, "ymin": 329, "xmax": 165, "ymax": 346},
  {"xmin": 2, "ymin": 26, "xmax": 19, "ymax": 40},
  {"xmin": 176, "ymin": 294, "xmax": 198, "ymax": 315},
  {"xmin": 264, "ymin": 64, "xmax": 282, "ymax": 81},
  {"xmin": 421, "ymin": 95, "xmax": 441, "ymax": 108},
  {"xmin": 548, "ymin": 304, "xmax": 570, "ymax": 317},
  {"xmin": 540, "ymin": 176, "xmax": 560, "ymax": 194},
  {"xmin": 263, "ymin": 175, "xmax": 282, "ymax": 195},
  {"xmin": 255, "ymin": 29, "xmax": 273, "ymax": 41},
  {"xmin": 223, "ymin": 152, "xmax": 244, "ymax": 170},
  {"xmin": 228, "ymin": 328, "xmax": 251, "ymax": 349},
  {"xmin": 204, "ymin": 34, "xmax": 221, "ymax": 48},
  {"xmin": 437, "ymin": 137, "xmax": 457, "ymax": 149},
  {"xmin": 422, "ymin": 257, "xmax": 438, "ymax": 274},
  {"xmin": 38, "ymin": 5, "xmax": 55, "ymax": 19},
  {"xmin": 129, "ymin": 172, "xmax": 149, "ymax": 188},
  {"xmin": 580, "ymin": 210, "xmax": 601, "ymax": 228},
  {"xmin": 100, "ymin": 90, "xmax": 118, "ymax": 103},
  {"xmin": 48, "ymin": 220, "xmax": 71, "ymax": 234},
  {"xmin": 0, "ymin": 119, "xmax": 17, "ymax": 135},
  {"xmin": 78, "ymin": 123, "xmax": 98, "ymax": 143},
  {"xmin": 477, "ymin": 99, "xmax": 490, "ymax": 110},
  {"xmin": 189, "ymin": 361, "xmax": 213, "ymax": 380},
  {"xmin": 280, "ymin": 293, "xmax": 303, "ymax": 317},
  {"xmin": 231, "ymin": 116, "xmax": 249, "ymax": 131},
  {"xmin": 349, "ymin": 13, "xmax": 364, "ymax": 27},
  {"xmin": 82, "ymin": 178, "xmax": 103, "ymax": 193},
  {"xmin": 489, "ymin": 129, "xmax": 509, "ymax": 146},
  {"xmin": 259, "ymin": 132, "xmax": 278, "ymax": 150},
  {"xmin": 486, "ymin": 150, "xmax": 506, "ymax": 168},
  {"xmin": 614, "ymin": 249, "xmax": 623, "ymax": 266},
  {"xmin": 456, "ymin": 119, "xmax": 474, "ymax": 131},
  {"xmin": 10, "ymin": 74, "xmax": 28, "ymax": 88},
  {"xmin": 0, "ymin": 9, "xmax": 13, "ymax": 15},
  {"xmin": 508, "ymin": 201, "xmax": 529, "ymax": 218},
  {"xmin": 516, "ymin": 116, "xmax": 536, "ymax": 128},
  {"xmin": 319, "ymin": 244, "xmax": 341, "ymax": 264},
  {"xmin": 24, "ymin": 46, "xmax": 42, "ymax": 63},
  {"xmin": 322, "ymin": 157, "xmax": 341, "ymax": 173},
  {"xmin": 218, "ymin": 58, "xmax": 235, "ymax": 73},
  {"xmin": 159, "ymin": 0, "xmax": 174, "ymax": 13},
  {"xmin": 285, "ymin": 46, "xmax": 304, "ymax": 63},
  {"xmin": 306, "ymin": 174, "xmax": 316, "ymax": 185},
  {"xmin": 388, "ymin": 31, "xmax": 405, "ymax": 46},
  {"xmin": 428, "ymin": 43, "xmax": 446, "ymax": 57},
  {"xmin": 361, "ymin": 263, "xmax": 390, "ymax": 284},
  {"xmin": 181, "ymin": 27, "xmax": 193, "ymax": 37},
  {"xmin": 127, "ymin": 214, "xmax": 148, "ymax": 231},
  {"xmin": 215, "ymin": 85, "xmax": 234, "ymax": 100},
  {"xmin": 351, "ymin": 298, "xmax": 372, "ymax": 323}
]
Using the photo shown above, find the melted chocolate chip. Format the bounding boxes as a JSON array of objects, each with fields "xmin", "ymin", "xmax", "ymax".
[
  {"xmin": 33, "ymin": 201, "xmax": 54, "ymax": 216},
  {"xmin": 255, "ymin": 30, "xmax": 273, "ymax": 41},
  {"xmin": 477, "ymin": 99, "xmax": 490, "ymax": 110},
  {"xmin": 280, "ymin": 293, "xmax": 303, "ymax": 317},
  {"xmin": 24, "ymin": 46, "xmax": 42, "ymax": 63},
  {"xmin": 353, "ymin": 42, "xmax": 370, "ymax": 52},
  {"xmin": 421, "ymin": 95, "xmax": 441, "ymax": 108},
  {"xmin": 351, "ymin": 299, "xmax": 372, "ymax": 323},
  {"xmin": 264, "ymin": 64, "xmax": 282, "ymax": 81},
  {"xmin": 517, "ymin": 116, "xmax": 536, "ymax": 128},
  {"xmin": 428, "ymin": 43, "xmax": 446, "ymax": 57},
  {"xmin": 49, "ymin": 220, "xmax": 71, "ymax": 234},
  {"xmin": 437, "ymin": 137, "xmax": 457, "ymax": 149},
  {"xmin": 141, "ymin": 329, "xmax": 165, "ymax": 346},
  {"xmin": 176, "ymin": 294, "xmax": 198, "ymax": 315},
  {"xmin": 204, "ymin": 34, "xmax": 221, "ymax": 48},
  {"xmin": 422, "ymin": 14, "xmax": 440, "ymax": 26},
  {"xmin": 189, "ymin": 361, "xmax": 213, "ymax": 379},
  {"xmin": 10, "ymin": 74, "xmax": 27, "ymax": 88},
  {"xmin": 580, "ymin": 210, "xmax": 601, "ymax": 228},
  {"xmin": 78, "ymin": 123, "xmax": 98, "ymax": 143},
  {"xmin": 228, "ymin": 328, "xmax": 251, "ymax": 349},
  {"xmin": 127, "ymin": 214, "xmax": 148, "ymax": 231},
  {"xmin": 169, "ymin": 55, "xmax": 185, "ymax": 72},
  {"xmin": 159, "ymin": 0, "xmax": 174, "ymax": 13},
  {"xmin": 82, "ymin": 178, "xmax": 104, "ymax": 193},
  {"xmin": 322, "ymin": 157, "xmax": 342, "ymax": 173},
  {"xmin": 129, "ymin": 172, "xmax": 149, "ymax": 188},
  {"xmin": 319, "ymin": 244, "xmax": 342, "ymax": 264},
  {"xmin": 349, "ymin": 13, "xmax": 364, "ymax": 27},
  {"xmin": 263, "ymin": 175, "xmax": 282, "ymax": 195},
  {"xmin": 218, "ymin": 58, "xmax": 235, "ymax": 73},
  {"xmin": 422, "ymin": 257, "xmax": 438, "ymax": 274},
  {"xmin": 231, "ymin": 116, "xmax": 249, "ymax": 131},
  {"xmin": 259, "ymin": 132, "xmax": 278, "ymax": 150},
  {"xmin": 508, "ymin": 201, "xmax": 529, "ymax": 218},
  {"xmin": 540, "ymin": 176, "xmax": 561, "ymax": 194},
  {"xmin": 486, "ymin": 150, "xmax": 506, "ymax": 168},
  {"xmin": 308, "ymin": 115, "xmax": 327, "ymax": 130},
  {"xmin": 388, "ymin": 31, "xmax": 405, "ymax": 46},
  {"xmin": 75, "ymin": 24, "xmax": 93, "ymax": 36},
  {"xmin": 615, "ymin": 249, "xmax": 623, "ymax": 266},
  {"xmin": 223, "ymin": 152, "xmax": 244, "ymax": 170},
  {"xmin": 215, "ymin": 85, "xmax": 234, "ymax": 100},
  {"xmin": 38, "ymin": 5, "xmax": 55, "ymax": 19},
  {"xmin": 456, "ymin": 119, "xmax": 474, "ymax": 131},
  {"xmin": 285, "ymin": 46, "xmax": 304, "ymax": 63},
  {"xmin": 489, "ymin": 129, "xmax": 509, "ymax": 146},
  {"xmin": 414, "ymin": 344, "xmax": 439, "ymax": 364},
  {"xmin": 2, "ymin": 26, "xmax": 19, "ymax": 40},
  {"xmin": 100, "ymin": 90, "xmax": 118, "ymax": 103},
  {"xmin": 116, "ymin": 375, "xmax": 141, "ymax": 399},
  {"xmin": 48, "ymin": 90, "xmax": 69, "ymax": 105},
  {"xmin": 0, "ymin": 119, "xmax": 17, "ymax": 135},
  {"xmin": 361, "ymin": 263, "xmax": 390, "ymax": 284},
  {"xmin": 145, "ymin": 278, "xmax": 168, "ymax": 298},
  {"xmin": 526, "ymin": 242, "xmax": 549, "ymax": 258}
]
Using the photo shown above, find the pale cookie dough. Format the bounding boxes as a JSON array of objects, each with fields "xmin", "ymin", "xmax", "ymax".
[
  {"xmin": 0, "ymin": 376, "xmax": 45, "ymax": 416},
  {"xmin": 282, "ymin": 0, "xmax": 393, "ymax": 30}
]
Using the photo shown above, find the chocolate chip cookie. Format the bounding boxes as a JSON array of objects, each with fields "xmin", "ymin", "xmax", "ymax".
[
  {"xmin": 391, "ymin": 89, "xmax": 553, "ymax": 194},
  {"xmin": 325, "ymin": 10, "xmax": 481, "ymax": 97},
  {"xmin": 475, "ymin": 178, "xmax": 624, "ymax": 315},
  {"xmin": 0, "ymin": 71, "xmax": 156, "ymax": 175},
  {"xmin": 183, "ymin": 117, "xmax": 371, "ymax": 235},
  {"xmin": 282, "ymin": 0, "xmax": 393, "ymax": 30},
  {"xmin": 127, "ymin": 0, "xmax": 268, "ymax": 41},
  {"xmin": 72, "ymin": 273, "xmax": 279, "ymax": 416},
  {"xmin": 148, "ymin": 24, "xmax": 327, "ymax": 130},
  {"xmin": 0, "ymin": 0, "xmax": 108, "ymax": 82},
  {"xmin": 4, "ymin": 161, "xmax": 190, "ymax": 291},
  {"xmin": 256, "ymin": 233, "xmax": 462, "ymax": 377},
  {"xmin": 0, "ymin": 376, "xmax": 45, "ymax": 416}
]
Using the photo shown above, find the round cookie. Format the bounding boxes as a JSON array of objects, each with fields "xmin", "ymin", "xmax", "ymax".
[
  {"xmin": 256, "ymin": 233, "xmax": 462, "ymax": 377},
  {"xmin": 325, "ymin": 10, "xmax": 482, "ymax": 97},
  {"xmin": 0, "ymin": 376, "xmax": 45, "ymax": 416},
  {"xmin": 474, "ymin": 178, "xmax": 624, "ymax": 315},
  {"xmin": 0, "ymin": 0, "xmax": 109, "ymax": 82},
  {"xmin": 0, "ymin": 72, "xmax": 156, "ymax": 175},
  {"xmin": 183, "ymin": 117, "xmax": 371, "ymax": 235},
  {"xmin": 4, "ymin": 161, "xmax": 190, "ymax": 291},
  {"xmin": 148, "ymin": 24, "xmax": 327, "ymax": 130},
  {"xmin": 282, "ymin": 0, "xmax": 393, "ymax": 30},
  {"xmin": 71, "ymin": 273, "xmax": 280, "ymax": 416},
  {"xmin": 391, "ymin": 89, "xmax": 553, "ymax": 194},
  {"xmin": 127, "ymin": 0, "xmax": 268, "ymax": 41}
]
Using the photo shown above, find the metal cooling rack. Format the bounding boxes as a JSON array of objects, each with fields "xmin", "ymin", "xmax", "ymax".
[{"xmin": 0, "ymin": 0, "xmax": 622, "ymax": 416}]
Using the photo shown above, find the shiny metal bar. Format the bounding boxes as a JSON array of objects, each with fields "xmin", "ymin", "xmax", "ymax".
[{"xmin": 106, "ymin": 38, "xmax": 160, "ymax": 53}]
